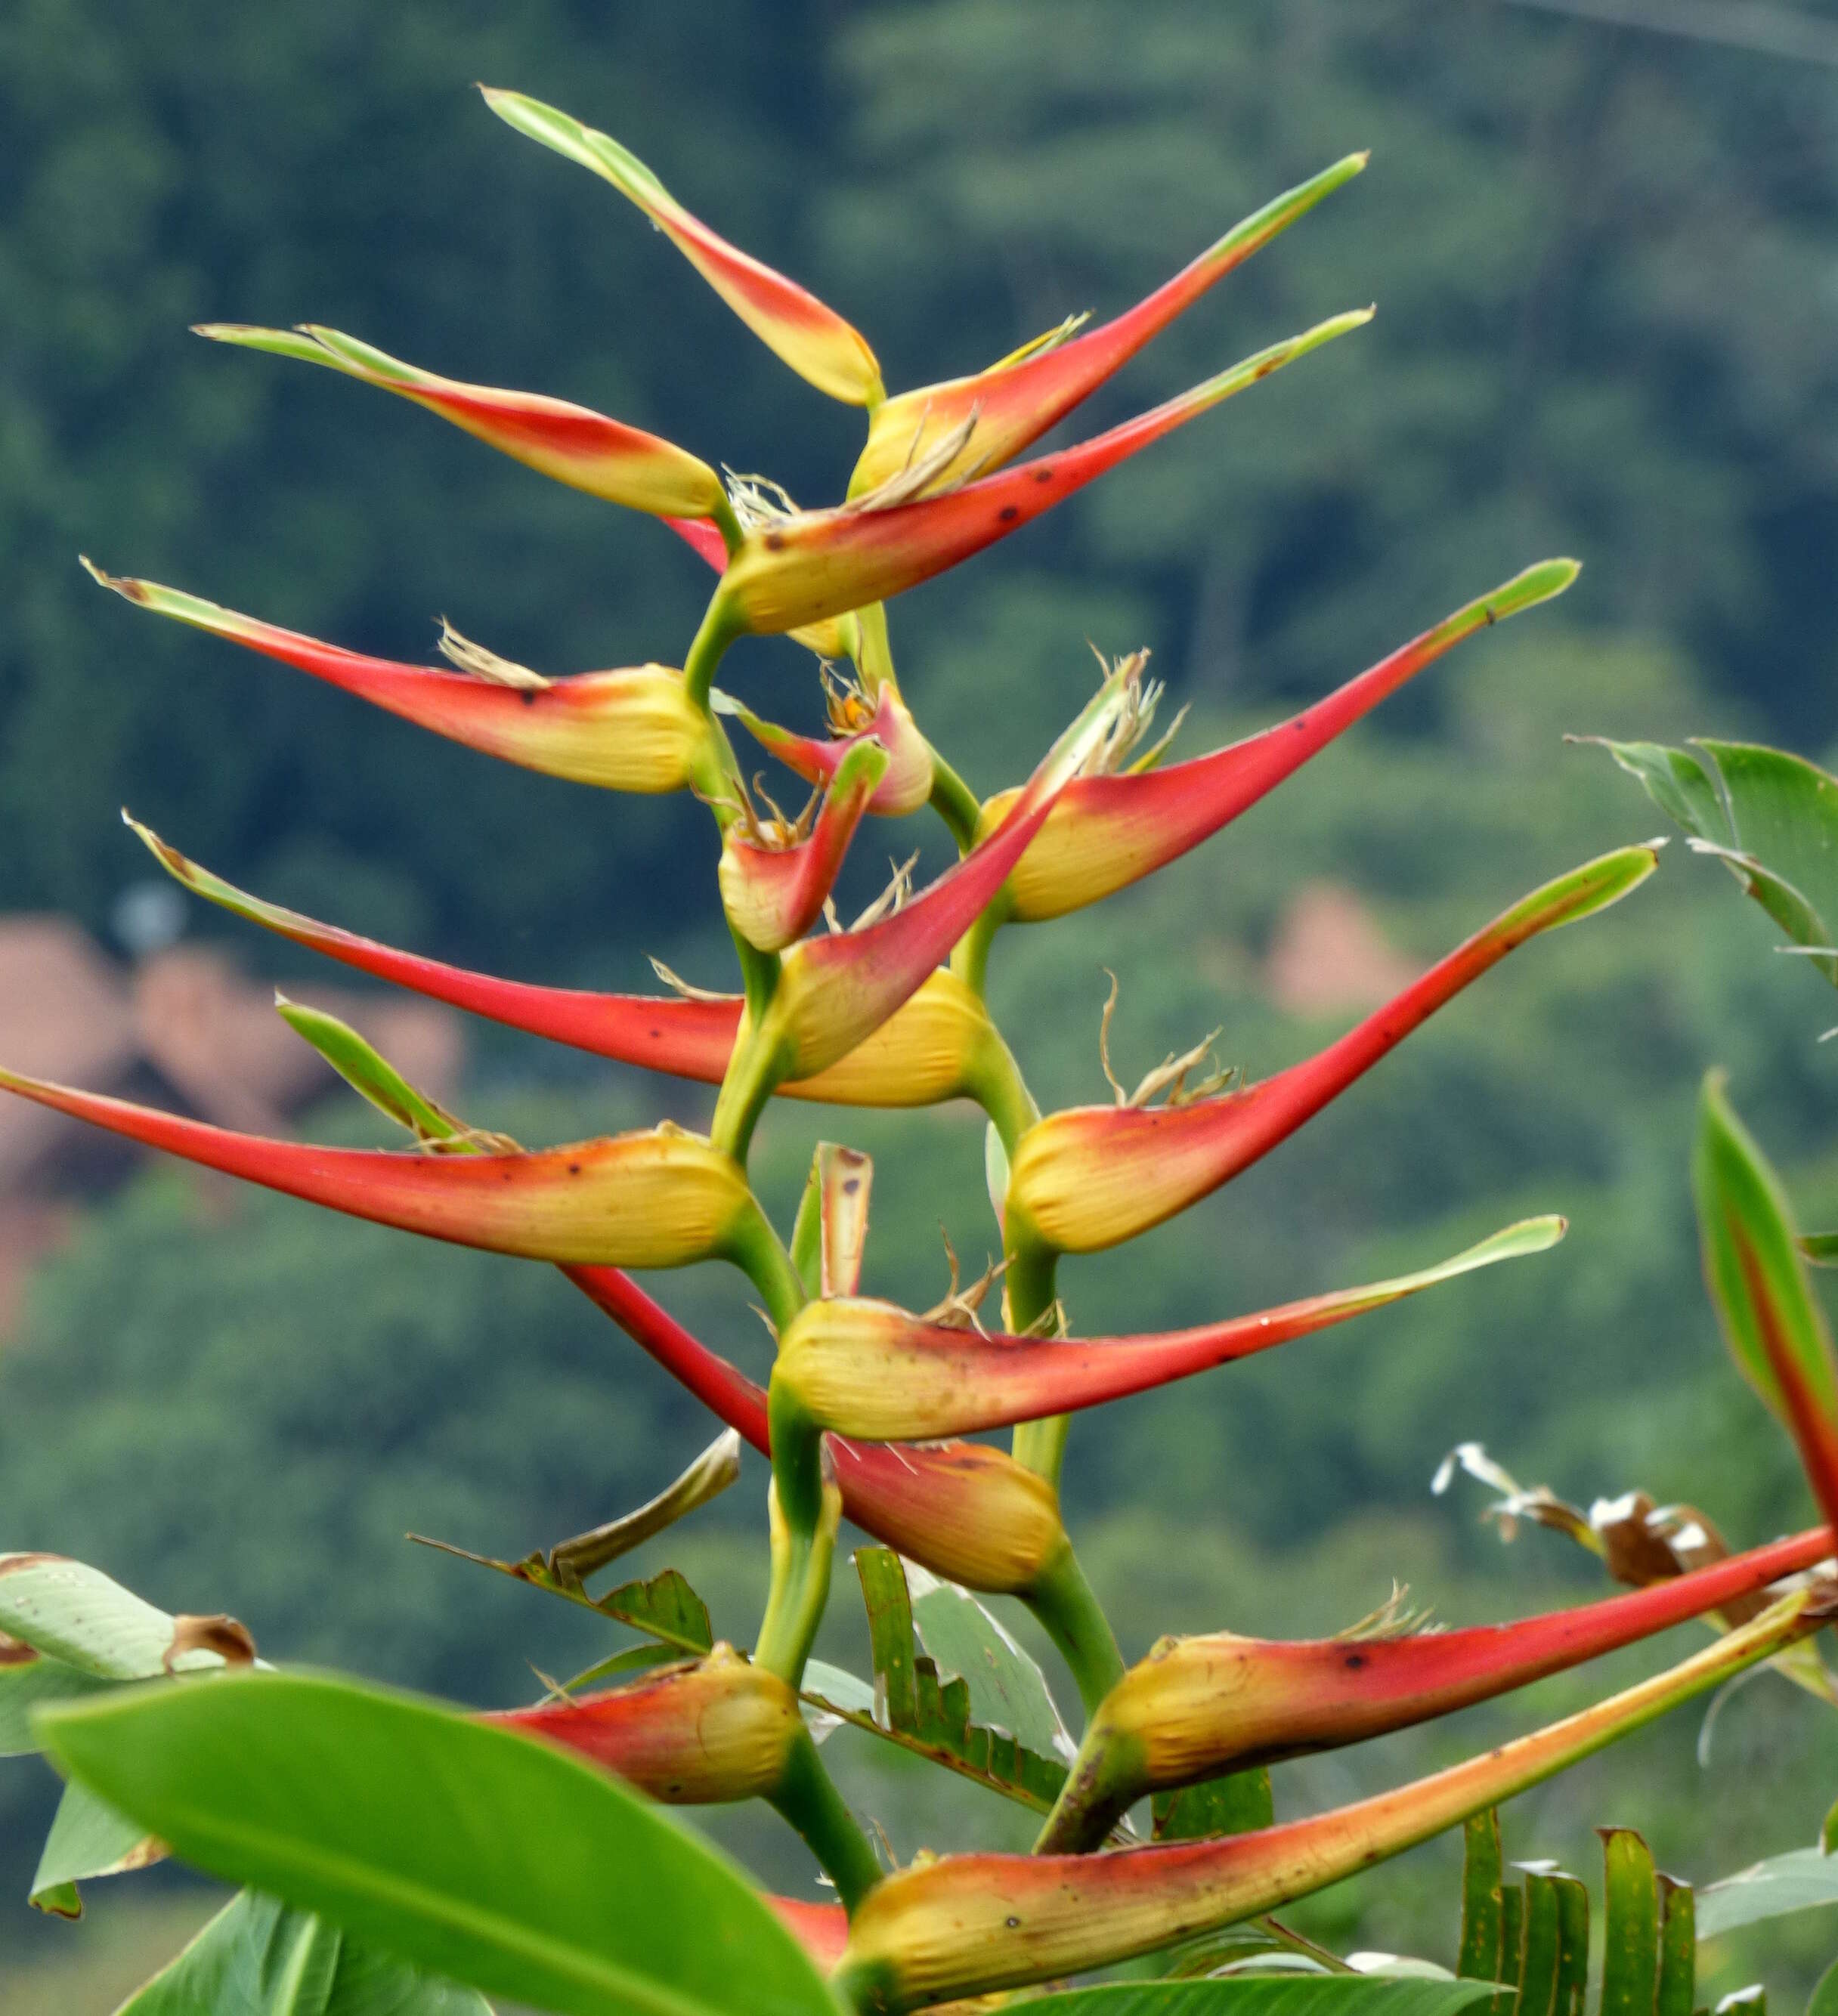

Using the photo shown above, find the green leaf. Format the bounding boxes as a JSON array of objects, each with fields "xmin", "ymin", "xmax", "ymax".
[
  {"xmin": 29, "ymin": 1779, "xmax": 159, "ymax": 1916},
  {"xmin": 1694, "ymin": 1845, "xmax": 1838, "ymax": 1940},
  {"xmin": 0, "ymin": 1552, "xmax": 244, "ymax": 1680},
  {"xmin": 39, "ymin": 1668, "xmax": 840, "ymax": 2016},
  {"xmin": 1809, "ymin": 1956, "xmax": 1838, "ymax": 2016},
  {"xmin": 118, "ymin": 1888, "xmax": 494, "ymax": 2015},
  {"xmin": 1152, "ymin": 1770, "xmax": 1275, "ymax": 1844},
  {"xmin": 902, "ymin": 1558, "xmax": 1070, "ymax": 1761},
  {"xmin": 1693, "ymin": 1072, "xmax": 1838, "ymax": 1526},
  {"xmin": 410, "ymin": 1533, "xmax": 716, "ymax": 1657},
  {"xmin": 1516, "ymin": 1866, "xmax": 1587, "ymax": 2013},
  {"xmin": 276, "ymin": 996, "xmax": 477, "ymax": 1147},
  {"xmin": 1653, "ymin": 1875, "xmax": 1694, "ymax": 2016},
  {"xmin": 852, "ymin": 1548, "xmax": 1069, "ymax": 1811},
  {"xmin": 799, "ymin": 1658, "xmax": 877, "ymax": 1744},
  {"xmin": 0, "ymin": 1642, "xmax": 110, "ymax": 1756},
  {"xmin": 1455, "ymin": 1812, "xmax": 1505, "ymax": 1980},
  {"xmin": 1598, "ymin": 1829, "xmax": 1658, "ymax": 2016},
  {"xmin": 598, "ymin": 1569, "xmax": 715, "ymax": 1650},
  {"xmin": 1595, "ymin": 736, "xmax": 1838, "ymax": 989},
  {"xmin": 989, "ymin": 1981, "xmax": 1501, "ymax": 2013}
]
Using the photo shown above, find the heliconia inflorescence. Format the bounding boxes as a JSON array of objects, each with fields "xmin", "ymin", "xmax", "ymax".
[{"xmin": 10, "ymin": 85, "xmax": 1824, "ymax": 2014}]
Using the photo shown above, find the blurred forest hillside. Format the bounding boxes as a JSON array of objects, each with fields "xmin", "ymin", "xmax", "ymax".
[{"xmin": 8, "ymin": 0, "xmax": 1838, "ymax": 1997}]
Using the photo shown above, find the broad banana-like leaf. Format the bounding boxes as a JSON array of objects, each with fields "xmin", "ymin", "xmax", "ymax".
[
  {"xmin": 116, "ymin": 1888, "xmax": 491, "ymax": 2015},
  {"xmin": 39, "ymin": 1671, "xmax": 840, "ymax": 2016}
]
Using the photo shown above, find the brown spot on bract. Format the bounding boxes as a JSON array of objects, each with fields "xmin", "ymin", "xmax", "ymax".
[
  {"xmin": 842, "ymin": 1177, "xmax": 860, "ymax": 1195},
  {"xmin": 998, "ymin": 506, "xmax": 1020, "ymax": 524},
  {"xmin": 568, "ymin": 1162, "xmax": 582, "ymax": 1175},
  {"xmin": 163, "ymin": 1612, "xmax": 258, "ymax": 1673},
  {"xmin": 0, "ymin": 1553, "xmax": 63, "ymax": 1577},
  {"xmin": 0, "ymin": 1632, "xmax": 39, "ymax": 1668},
  {"xmin": 1034, "ymin": 468, "xmax": 1054, "ymax": 484},
  {"xmin": 764, "ymin": 531, "xmax": 786, "ymax": 552},
  {"xmin": 520, "ymin": 688, "xmax": 538, "ymax": 706},
  {"xmin": 1344, "ymin": 1652, "xmax": 1366, "ymax": 1669}
]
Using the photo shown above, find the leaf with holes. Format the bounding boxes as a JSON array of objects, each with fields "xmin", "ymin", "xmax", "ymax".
[{"xmin": 851, "ymin": 1548, "xmax": 1069, "ymax": 1811}]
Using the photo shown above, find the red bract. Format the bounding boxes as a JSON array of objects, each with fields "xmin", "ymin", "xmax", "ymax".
[
  {"xmin": 1006, "ymin": 846, "xmax": 1657, "ymax": 1256},
  {"xmin": 775, "ymin": 1217, "xmax": 1562, "ymax": 1441},
  {"xmin": 713, "ymin": 311, "xmax": 1371, "ymax": 639},
  {"xmin": 18, "ymin": 88, "xmax": 1782, "ymax": 2016},
  {"xmin": 984, "ymin": 560, "xmax": 1580, "ymax": 924},
  {"xmin": 196, "ymin": 323, "xmax": 729, "ymax": 524},
  {"xmin": 88, "ymin": 564, "xmax": 719, "ymax": 796},
  {"xmin": 1038, "ymin": 1523, "xmax": 1833, "ymax": 1851},
  {"xmin": 0, "ymin": 1068, "xmax": 758, "ymax": 1272}
]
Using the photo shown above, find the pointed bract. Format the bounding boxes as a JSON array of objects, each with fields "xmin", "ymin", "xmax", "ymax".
[
  {"xmin": 717, "ymin": 739, "xmax": 888, "ymax": 951},
  {"xmin": 716, "ymin": 311, "xmax": 1372, "ymax": 638},
  {"xmin": 0, "ymin": 1067, "xmax": 757, "ymax": 1272},
  {"xmin": 90, "ymin": 566, "xmax": 718, "ymax": 795},
  {"xmin": 848, "ymin": 153, "xmax": 1369, "ymax": 498},
  {"xmin": 761, "ymin": 672, "xmax": 1133, "ymax": 1081},
  {"xmin": 717, "ymin": 685, "xmax": 934, "ymax": 818},
  {"xmin": 481, "ymin": 91, "xmax": 883, "ymax": 407},
  {"xmin": 127, "ymin": 821, "xmax": 1010, "ymax": 1108},
  {"xmin": 985, "ymin": 561, "xmax": 1581, "ymax": 923},
  {"xmin": 1694, "ymin": 1072, "xmax": 1838, "ymax": 1532},
  {"xmin": 835, "ymin": 1590, "xmax": 1830, "ymax": 2009},
  {"xmin": 775, "ymin": 1217, "xmax": 1562, "ymax": 1441},
  {"xmin": 1006, "ymin": 846, "xmax": 1657, "ymax": 1255},
  {"xmin": 490, "ymin": 1647, "xmax": 802, "ymax": 1804},
  {"xmin": 194, "ymin": 322, "xmax": 727, "ymax": 520},
  {"xmin": 1038, "ymin": 1523, "xmax": 1834, "ymax": 1851},
  {"xmin": 566, "ymin": 1266, "xmax": 1069, "ymax": 1595}
]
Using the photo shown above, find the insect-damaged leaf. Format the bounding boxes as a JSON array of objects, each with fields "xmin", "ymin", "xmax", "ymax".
[
  {"xmin": 29, "ymin": 1781, "xmax": 162, "ymax": 1917},
  {"xmin": 1152, "ymin": 1769, "xmax": 1275, "ymax": 1844},
  {"xmin": 1598, "ymin": 1828, "xmax": 1659, "ymax": 2016},
  {"xmin": 2, "ymin": 1552, "xmax": 258, "ymax": 1912},
  {"xmin": 1456, "ymin": 1810, "xmax": 1506, "ymax": 1982},
  {"xmin": 851, "ymin": 1548, "xmax": 1069, "ymax": 1810},
  {"xmin": 411, "ymin": 1532, "xmax": 716, "ymax": 1658},
  {"xmin": 117, "ymin": 1887, "xmax": 492, "ymax": 2014}
]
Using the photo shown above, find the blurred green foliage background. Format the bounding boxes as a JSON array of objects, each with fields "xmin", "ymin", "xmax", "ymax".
[{"xmin": 7, "ymin": 0, "xmax": 1838, "ymax": 2001}]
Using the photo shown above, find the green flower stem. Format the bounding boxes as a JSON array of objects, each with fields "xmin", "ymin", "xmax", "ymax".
[
  {"xmin": 1027, "ymin": 1536, "xmax": 1128, "ymax": 1721},
  {"xmin": 756, "ymin": 1388, "xmax": 839, "ymax": 1688},
  {"xmin": 729, "ymin": 1201, "xmax": 808, "ymax": 1336},
  {"xmin": 683, "ymin": 592, "xmax": 744, "ymax": 711},
  {"xmin": 709, "ymin": 494, "xmax": 746, "ymax": 558},
  {"xmin": 950, "ymin": 902, "xmax": 1005, "ymax": 997},
  {"xmin": 770, "ymin": 1730, "xmax": 882, "ymax": 1913},
  {"xmin": 853, "ymin": 602, "xmax": 897, "ymax": 698},
  {"xmin": 927, "ymin": 756, "xmax": 984, "ymax": 858},
  {"xmin": 710, "ymin": 1023, "xmax": 788, "ymax": 1164},
  {"xmin": 1004, "ymin": 1230, "xmax": 1072, "ymax": 1488},
  {"xmin": 966, "ymin": 1034, "xmax": 1038, "ymax": 1162},
  {"xmin": 730, "ymin": 929, "xmax": 781, "ymax": 1028}
]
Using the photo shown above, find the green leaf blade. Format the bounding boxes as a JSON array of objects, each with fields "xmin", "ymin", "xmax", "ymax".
[
  {"xmin": 1693, "ymin": 1072, "xmax": 1838, "ymax": 1527},
  {"xmin": 39, "ymin": 1668, "xmax": 839, "ymax": 2016},
  {"xmin": 118, "ymin": 1888, "xmax": 494, "ymax": 2015}
]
